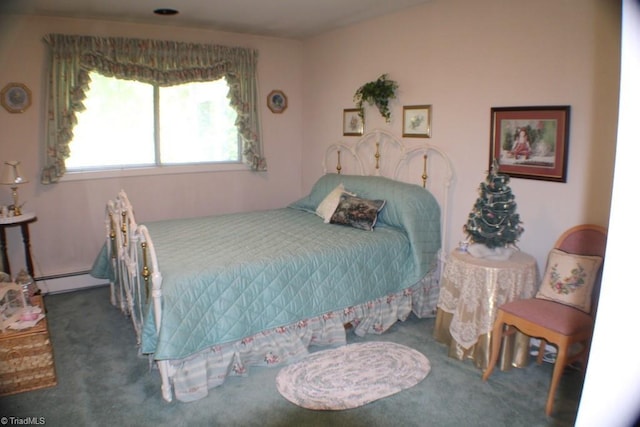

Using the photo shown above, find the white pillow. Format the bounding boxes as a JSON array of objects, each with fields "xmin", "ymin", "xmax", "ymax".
[
  {"xmin": 535, "ymin": 248, "xmax": 603, "ymax": 313},
  {"xmin": 315, "ymin": 184, "xmax": 354, "ymax": 223}
]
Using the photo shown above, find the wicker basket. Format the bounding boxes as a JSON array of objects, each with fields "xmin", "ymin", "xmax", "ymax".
[{"xmin": 0, "ymin": 296, "xmax": 57, "ymax": 396}]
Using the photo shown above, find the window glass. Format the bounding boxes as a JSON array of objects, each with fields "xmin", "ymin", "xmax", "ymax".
[
  {"xmin": 159, "ymin": 80, "xmax": 239, "ymax": 164},
  {"xmin": 67, "ymin": 74, "xmax": 154, "ymax": 169},
  {"xmin": 66, "ymin": 72, "xmax": 240, "ymax": 171}
]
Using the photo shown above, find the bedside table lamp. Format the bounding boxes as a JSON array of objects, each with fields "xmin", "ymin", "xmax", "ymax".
[{"xmin": 1, "ymin": 160, "xmax": 29, "ymax": 216}]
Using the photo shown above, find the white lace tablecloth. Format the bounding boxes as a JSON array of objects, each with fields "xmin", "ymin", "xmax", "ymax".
[{"xmin": 437, "ymin": 250, "xmax": 538, "ymax": 349}]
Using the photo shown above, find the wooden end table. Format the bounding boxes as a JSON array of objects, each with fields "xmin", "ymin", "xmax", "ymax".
[{"xmin": 0, "ymin": 212, "xmax": 37, "ymax": 277}]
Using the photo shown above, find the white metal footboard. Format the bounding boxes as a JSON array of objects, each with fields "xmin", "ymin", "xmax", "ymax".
[
  {"xmin": 105, "ymin": 191, "xmax": 173, "ymax": 402},
  {"xmin": 137, "ymin": 225, "xmax": 172, "ymax": 402},
  {"xmin": 116, "ymin": 191, "xmax": 145, "ymax": 343},
  {"xmin": 105, "ymin": 191, "xmax": 146, "ymax": 344},
  {"xmin": 105, "ymin": 200, "xmax": 123, "ymax": 311}
]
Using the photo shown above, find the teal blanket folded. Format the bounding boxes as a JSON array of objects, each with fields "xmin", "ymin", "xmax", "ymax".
[{"xmin": 290, "ymin": 174, "xmax": 441, "ymax": 282}]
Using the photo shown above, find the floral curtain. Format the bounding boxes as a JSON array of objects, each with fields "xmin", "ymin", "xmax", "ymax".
[{"xmin": 41, "ymin": 34, "xmax": 266, "ymax": 184}]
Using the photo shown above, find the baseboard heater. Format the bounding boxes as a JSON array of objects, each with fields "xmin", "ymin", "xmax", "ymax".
[{"xmin": 35, "ymin": 271, "xmax": 109, "ymax": 294}]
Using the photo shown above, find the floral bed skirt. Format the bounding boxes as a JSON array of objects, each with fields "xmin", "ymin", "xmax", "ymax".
[{"xmin": 158, "ymin": 272, "xmax": 439, "ymax": 402}]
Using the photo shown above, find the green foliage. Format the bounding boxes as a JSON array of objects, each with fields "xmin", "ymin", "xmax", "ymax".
[
  {"xmin": 463, "ymin": 161, "xmax": 524, "ymax": 248},
  {"xmin": 353, "ymin": 74, "xmax": 398, "ymax": 123}
]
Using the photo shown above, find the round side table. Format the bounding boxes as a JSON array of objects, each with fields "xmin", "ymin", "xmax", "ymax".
[
  {"xmin": 0, "ymin": 212, "xmax": 37, "ymax": 277},
  {"xmin": 434, "ymin": 249, "xmax": 539, "ymax": 370}
]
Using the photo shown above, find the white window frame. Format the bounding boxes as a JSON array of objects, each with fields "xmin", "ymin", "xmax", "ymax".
[
  {"xmin": 61, "ymin": 74, "xmax": 249, "ymax": 182},
  {"xmin": 59, "ymin": 162, "xmax": 250, "ymax": 182}
]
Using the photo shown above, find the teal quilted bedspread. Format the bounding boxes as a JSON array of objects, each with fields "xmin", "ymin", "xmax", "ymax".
[{"xmin": 120, "ymin": 175, "xmax": 440, "ymax": 360}]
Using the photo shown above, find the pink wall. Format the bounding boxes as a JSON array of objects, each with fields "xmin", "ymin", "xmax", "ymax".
[
  {"xmin": 0, "ymin": 15, "xmax": 304, "ymax": 286},
  {"xmin": 301, "ymin": 0, "xmax": 621, "ymax": 271},
  {"xmin": 0, "ymin": 0, "xmax": 622, "ymax": 290}
]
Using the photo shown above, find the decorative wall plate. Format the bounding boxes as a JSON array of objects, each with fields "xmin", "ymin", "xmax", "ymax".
[
  {"xmin": 267, "ymin": 90, "xmax": 287, "ymax": 114},
  {"xmin": 1, "ymin": 83, "xmax": 32, "ymax": 113}
]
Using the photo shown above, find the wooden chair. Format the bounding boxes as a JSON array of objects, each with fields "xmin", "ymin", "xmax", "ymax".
[{"xmin": 482, "ymin": 224, "xmax": 607, "ymax": 416}]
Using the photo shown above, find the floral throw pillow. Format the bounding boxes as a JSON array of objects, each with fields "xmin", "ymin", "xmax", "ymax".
[
  {"xmin": 315, "ymin": 184, "xmax": 356, "ymax": 223},
  {"xmin": 535, "ymin": 248, "xmax": 603, "ymax": 313},
  {"xmin": 330, "ymin": 194, "xmax": 386, "ymax": 231}
]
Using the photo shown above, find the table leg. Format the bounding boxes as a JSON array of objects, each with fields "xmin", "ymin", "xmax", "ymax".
[
  {"xmin": 20, "ymin": 223, "xmax": 35, "ymax": 277},
  {"xmin": 0, "ymin": 227, "xmax": 9, "ymax": 276},
  {"xmin": 434, "ymin": 309, "xmax": 531, "ymax": 370}
]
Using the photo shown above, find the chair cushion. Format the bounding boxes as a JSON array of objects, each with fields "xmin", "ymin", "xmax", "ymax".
[
  {"xmin": 535, "ymin": 248, "xmax": 603, "ymax": 313},
  {"xmin": 500, "ymin": 298, "xmax": 594, "ymax": 335}
]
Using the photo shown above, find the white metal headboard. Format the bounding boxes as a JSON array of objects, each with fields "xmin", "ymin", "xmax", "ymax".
[{"xmin": 323, "ymin": 129, "xmax": 454, "ymax": 257}]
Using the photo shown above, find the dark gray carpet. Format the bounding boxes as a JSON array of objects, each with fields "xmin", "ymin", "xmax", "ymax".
[{"xmin": 1, "ymin": 286, "xmax": 581, "ymax": 426}]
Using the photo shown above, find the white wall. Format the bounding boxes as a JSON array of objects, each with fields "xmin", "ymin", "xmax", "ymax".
[
  {"xmin": 576, "ymin": 0, "xmax": 640, "ymax": 424},
  {"xmin": 0, "ymin": 15, "xmax": 304, "ymax": 286},
  {"xmin": 301, "ymin": 0, "xmax": 621, "ymax": 271}
]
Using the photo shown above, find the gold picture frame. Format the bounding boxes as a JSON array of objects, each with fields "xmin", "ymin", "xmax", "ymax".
[
  {"xmin": 343, "ymin": 108, "xmax": 364, "ymax": 136},
  {"xmin": 267, "ymin": 90, "xmax": 287, "ymax": 114},
  {"xmin": 1, "ymin": 83, "xmax": 32, "ymax": 114},
  {"xmin": 402, "ymin": 105, "xmax": 432, "ymax": 138}
]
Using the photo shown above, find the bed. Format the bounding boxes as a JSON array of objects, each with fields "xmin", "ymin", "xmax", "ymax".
[{"xmin": 91, "ymin": 129, "xmax": 454, "ymax": 403}]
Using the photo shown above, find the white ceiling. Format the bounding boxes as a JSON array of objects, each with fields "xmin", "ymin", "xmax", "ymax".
[{"xmin": 0, "ymin": 0, "xmax": 434, "ymax": 39}]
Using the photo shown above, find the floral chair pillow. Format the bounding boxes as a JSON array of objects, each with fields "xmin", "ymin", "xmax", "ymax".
[{"xmin": 535, "ymin": 248, "xmax": 603, "ymax": 313}]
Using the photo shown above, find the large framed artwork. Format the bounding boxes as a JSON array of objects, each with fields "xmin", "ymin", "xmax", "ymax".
[{"xmin": 490, "ymin": 106, "xmax": 571, "ymax": 182}]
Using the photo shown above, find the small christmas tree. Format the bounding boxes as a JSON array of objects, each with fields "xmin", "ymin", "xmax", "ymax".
[{"xmin": 463, "ymin": 160, "xmax": 524, "ymax": 249}]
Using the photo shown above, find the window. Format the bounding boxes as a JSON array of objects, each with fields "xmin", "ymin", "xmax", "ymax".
[
  {"xmin": 66, "ymin": 72, "xmax": 240, "ymax": 172},
  {"xmin": 43, "ymin": 34, "xmax": 265, "ymax": 184}
]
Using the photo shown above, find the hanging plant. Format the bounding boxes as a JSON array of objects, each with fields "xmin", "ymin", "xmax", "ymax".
[{"xmin": 353, "ymin": 74, "xmax": 398, "ymax": 123}]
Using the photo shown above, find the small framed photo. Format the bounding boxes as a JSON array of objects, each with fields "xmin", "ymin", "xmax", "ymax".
[
  {"xmin": 490, "ymin": 105, "xmax": 571, "ymax": 182},
  {"xmin": 402, "ymin": 105, "xmax": 432, "ymax": 138},
  {"xmin": 343, "ymin": 108, "xmax": 364, "ymax": 136},
  {"xmin": 267, "ymin": 90, "xmax": 287, "ymax": 113}
]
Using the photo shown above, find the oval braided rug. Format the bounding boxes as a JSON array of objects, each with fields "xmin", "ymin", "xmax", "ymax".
[{"xmin": 275, "ymin": 341, "xmax": 431, "ymax": 410}]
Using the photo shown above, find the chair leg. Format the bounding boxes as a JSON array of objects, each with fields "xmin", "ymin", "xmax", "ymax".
[
  {"xmin": 537, "ymin": 340, "xmax": 546, "ymax": 365},
  {"xmin": 578, "ymin": 339, "xmax": 591, "ymax": 371},
  {"xmin": 546, "ymin": 343, "xmax": 569, "ymax": 416},
  {"xmin": 482, "ymin": 312, "xmax": 505, "ymax": 381}
]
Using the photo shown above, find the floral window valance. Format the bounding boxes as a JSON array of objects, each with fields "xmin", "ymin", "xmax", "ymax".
[{"xmin": 41, "ymin": 33, "xmax": 266, "ymax": 184}]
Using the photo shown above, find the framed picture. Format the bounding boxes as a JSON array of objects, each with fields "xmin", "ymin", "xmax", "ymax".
[
  {"xmin": 267, "ymin": 90, "xmax": 287, "ymax": 113},
  {"xmin": 1, "ymin": 83, "xmax": 32, "ymax": 113},
  {"xmin": 402, "ymin": 105, "xmax": 432, "ymax": 138},
  {"xmin": 490, "ymin": 105, "xmax": 571, "ymax": 182},
  {"xmin": 343, "ymin": 108, "xmax": 364, "ymax": 136}
]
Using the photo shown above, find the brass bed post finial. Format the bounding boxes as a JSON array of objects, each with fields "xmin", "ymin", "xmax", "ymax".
[
  {"xmin": 336, "ymin": 149, "xmax": 342, "ymax": 174},
  {"xmin": 141, "ymin": 241, "xmax": 150, "ymax": 300},
  {"xmin": 121, "ymin": 211, "xmax": 128, "ymax": 247},
  {"xmin": 109, "ymin": 213, "xmax": 116, "ymax": 259},
  {"xmin": 422, "ymin": 154, "xmax": 428, "ymax": 188},
  {"xmin": 375, "ymin": 142, "xmax": 381, "ymax": 171}
]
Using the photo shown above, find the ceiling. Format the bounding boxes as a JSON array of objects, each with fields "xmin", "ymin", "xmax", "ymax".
[{"xmin": 0, "ymin": 0, "xmax": 434, "ymax": 39}]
